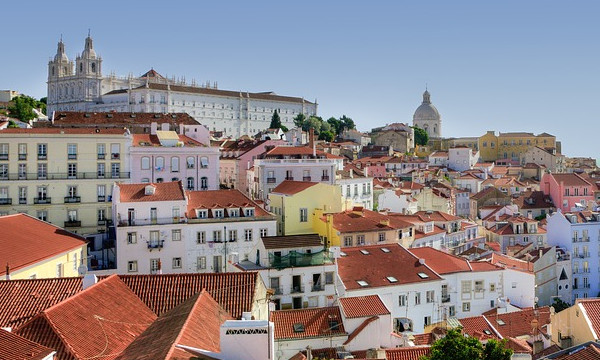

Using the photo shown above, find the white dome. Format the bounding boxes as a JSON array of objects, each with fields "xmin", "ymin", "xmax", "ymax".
[{"xmin": 413, "ymin": 90, "xmax": 440, "ymax": 122}]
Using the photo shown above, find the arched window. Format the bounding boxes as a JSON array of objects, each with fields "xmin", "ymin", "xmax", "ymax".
[
  {"xmin": 91, "ymin": 63, "xmax": 96, "ymax": 73},
  {"xmin": 155, "ymin": 157, "xmax": 164, "ymax": 171},
  {"xmin": 51, "ymin": 66, "xmax": 55, "ymax": 76},
  {"xmin": 141, "ymin": 157, "xmax": 150, "ymax": 170},
  {"xmin": 80, "ymin": 63, "xmax": 83, "ymax": 73},
  {"xmin": 186, "ymin": 157, "xmax": 195, "ymax": 169},
  {"xmin": 200, "ymin": 157, "xmax": 209, "ymax": 169},
  {"xmin": 171, "ymin": 157, "xmax": 179, "ymax": 172},
  {"xmin": 200, "ymin": 177, "xmax": 208, "ymax": 190},
  {"xmin": 156, "ymin": 178, "xmax": 163, "ymax": 183}
]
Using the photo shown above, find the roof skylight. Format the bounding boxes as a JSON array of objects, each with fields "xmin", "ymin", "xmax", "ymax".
[
  {"xmin": 417, "ymin": 272, "xmax": 429, "ymax": 279},
  {"xmin": 357, "ymin": 280, "xmax": 369, "ymax": 287},
  {"xmin": 387, "ymin": 276, "xmax": 398, "ymax": 283}
]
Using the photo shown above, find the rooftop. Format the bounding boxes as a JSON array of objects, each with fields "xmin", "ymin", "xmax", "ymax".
[
  {"xmin": 118, "ymin": 181, "xmax": 186, "ymax": 203},
  {"xmin": 44, "ymin": 111, "xmax": 198, "ymax": 126},
  {"xmin": 0, "ymin": 328, "xmax": 54, "ymax": 360},
  {"xmin": 339, "ymin": 295, "xmax": 390, "ymax": 318},
  {"xmin": 271, "ymin": 306, "xmax": 346, "ymax": 340},
  {"xmin": 186, "ymin": 189, "xmax": 270, "ymax": 219},
  {"xmin": 131, "ymin": 133, "xmax": 204, "ymax": 147},
  {"xmin": 271, "ymin": 180, "xmax": 319, "ymax": 195},
  {"xmin": 262, "ymin": 234, "xmax": 324, "ymax": 250}
]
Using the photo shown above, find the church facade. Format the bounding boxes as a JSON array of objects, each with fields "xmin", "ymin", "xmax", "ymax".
[
  {"xmin": 412, "ymin": 90, "xmax": 442, "ymax": 139},
  {"xmin": 47, "ymin": 35, "xmax": 318, "ymax": 138}
]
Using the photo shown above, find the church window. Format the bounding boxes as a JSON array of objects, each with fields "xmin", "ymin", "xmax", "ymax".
[
  {"xmin": 52, "ymin": 66, "xmax": 55, "ymax": 76},
  {"xmin": 91, "ymin": 63, "xmax": 96, "ymax": 73},
  {"xmin": 80, "ymin": 63, "xmax": 83, "ymax": 73}
]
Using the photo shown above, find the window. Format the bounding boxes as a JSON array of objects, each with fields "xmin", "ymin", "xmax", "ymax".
[
  {"xmin": 97, "ymin": 163, "xmax": 105, "ymax": 178},
  {"xmin": 300, "ymin": 208, "xmax": 308, "ymax": 222},
  {"xmin": 38, "ymin": 143, "xmax": 47, "ymax": 159},
  {"xmin": 260, "ymin": 228, "xmax": 268, "ymax": 237},
  {"xmin": 111, "ymin": 163, "xmax": 120, "ymax": 178},
  {"xmin": 171, "ymin": 157, "xmax": 179, "ymax": 172},
  {"xmin": 344, "ymin": 236, "xmax": 353, "ymax": 247},
  {"xmin": 18, "ymin": 163, "xmax": 26, "ymax": 179},
  {"xmin": 186, "ymin": 157, "xmax": 195, "ymax": 169},
  {"xmin": 461, "ymin": 280, "xmax": 471, "ymax": 294},
  {"xmin": 37, "ymin": 210, "xmax": 47, "ymax": 221},
  {"xmin": 245, "ymin": 208, "xmax": 255, "ymax": 217},
  {"xmin": 424, "ymin": 316, "xmax": 432, "ymax": 326},
  {"xmin": 229, "ymin": 229, "xmax": 238, "ymax": 242},
  {"xmin": 18, "ymin": 143, "xmax": 27, "ymax": 160},
  {"xmin": 37, "ymin": 163, "xmax": 47, "ymax": 179},
  {"xmin": 490, "ymin": 283, "xmax": 496, "ymax": 292},
  {"xmin": 197, "ymin": 256, "xmax": 206, "ymax": 270},
  {"xmin": 172, "ymin": 229, "xmax": 181, "ymax": 241},
  {"xmin": 0, "ymin": 187, "xmax": 8, "ymax": 202},
  {"xmin": 155, "ymin": 157, "xmax": 165, "ymax": 171},
  {"xmin": 97, "ymin": 185, "xmax": 105, "ymax": 202},
  {"xmin": 426, "ymin": 290, "xmax": 435, "ymax": 303},
  {"xmin": 67, "ymin": 144, "xmax": 77, "ymax": 159},
  {"xmin": 197, "ymin": 231, "xmax": 206, "ymax": 244},
  {"xmin": 141, "ymin": 157, "xmax": 150, "ymax": 170},
  {"xmin": 97, "ymin": 144, "xmax": 105, "ymax": 159},
  {"xmin": 475, "ymin": 280, "xmax": 484, "ymax": 292},
  {"xmin": 127, "ymin": 232, "xmax": 137, "ymax": 244},
  {"xmin": 67, "ymin": 163, "xmax": 77, "ymax": 179},
  {"xmin": 200, "ymin": 176, "xmax": 208, "ymax": 190},
  {"xmin": 200, "ymin": 157, "xmax": 209, "ymax": 168},
  {"xmin": 97, "ymin": 208, "xmax": 105, "ymax": 222},
  {"xmin": 325, "ymin": 272, "xmax": 334, "ymax": 284},
  {"xmin": 357, "ymin": 235, "xmax": 365, "ymax": 245},
  {"xmin": 462, "ymin": 302, "xmax": 471, "ymax": 312},
  {"xmin": 449, "ymin": 306, "xmax": 456, "ymax": 317},
  {"xmin": 399, "ymin": 294, "xmax": 407, "ymax": 306},
  {"xmin": 346, "ymin": 185, "xmax": 351, "ymax": 197},
  {"xmin": 414, "ymin": 292, "xmax": 421, "ymax": 305},
  {"xmin": 213, "ymin": 209, "xmax": 224, "ymax": 218},
  {"xmin": 37, "ymin": 186, "xmax": 47, "ymax": 200},
  {"xmin": 111, "ymin": 143, "xmax": 120, "ymax": 159},
  {"xmin": 244, "ymin": 229, "xmax": 253, "ymax": 242},
  {"xmin": 150, "ymin": 259, "xmax": 160, "ymax": 274},
  {"xmin": 172, "ymin": 257, "xmax": 182, "ymax": 269},
  {"xmin": 18, "ymin": 187, "xmax": 26, "ymax": 204},
  {"xmin": 67, "ymin": 209, "xmax": 78, "ymax": 222},
  {"xmin": 128, "ymin": 261, "xmax": 138, "ymax": 272},
  {"xmin": 378, "ymin": 232, "xmax": 386, "ymax": 242},
  {"xmin": 512, "ymin": 282, "xmax": 517, "ymax": 289},
  {"xmin": 213, "ymin": 230, "xmax": 222, "ymax": 242}
]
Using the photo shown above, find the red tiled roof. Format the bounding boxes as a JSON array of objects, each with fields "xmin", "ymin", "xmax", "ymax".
[
  {"xmin": 15, "ymin": 275, "xmax": 156, "ymax": 360},
  {"xmin": 325, "ymin": 209, "xmax": 413, "ymax": 234},
  {"xmin": 265, "ymin": 145, "xmax": 337, "ymax": 158},
  {"xmin": 116, "ymin": 290, "xmax": 232, "ymax": 360},
  {"xmin": 352, "ymin": 347, "xmax": 431, "ymax": 360},
  {"xmin": 0, "ymin": 277, "xmax": 83, "ymax": 330},
  {"xmin": 459, "ymin": 315, "xmax": 500, "ymax": 340},
  {"xmin": 0, "ymin": 127, "xmax": 128, "ymax": 135},
  {"xmin": 337, "ymin": 244, "xmax": 442, "ymax": 290},
  {"xmin": 549, "ymin": 173, "xmax": 593, "ymax": 187},
  {"xmin": 339, "ymin": 295, "xmax": 390, "ymax": 318},
  {"xmin": 550, "ymin": 343, "xmax": 600, "ymax": 360},
  {"xmin": 131, "ymin": 133, "xmax": 205, "ymax": 147},
  {"xmin": 271, "ymin": 306, "xmax": 346, "ymax": 340},
  {"xmin": 118, "ymin": 181, "xmax": 186, "ymax": 202},
  {"xmin": 271, "ymin": 180, "xmax": 319, "ymax": 195},
  {"xmin": 186, "ymin": 189, "xmax": 271, "ymax": 218},
  {"xmin": 0, "ymin": 214, "xmax": 87, "ymax": 276},
  {"xmin": 485, "ymin": 307, "xmax": 551, "ymax": 338},
  {"xmin": 578, "ymin": 299, "xmax": 600, "ymax": 339},
  {"xmin": 412, "ymin": 332, "xmax": 434, "ymax": 345},
  {"xmin": 114, "ymin": 272, "xmax": 260, "ymax": 319},
  {"xmin": 262, "ymin": 234, "xmax": 323, "ymax": 249},
  {"xmin": 0, "ymin": 328, "xmax": 54, "ymax": 360},
  {"xmin": 43, "ymin": 112, "xmax": 198, "ymax": 126},
  {"xmin": 482, "ymin": 253, "xmax": 534, "ymax": 273},
  {"xmin": 409, "ymin": 247, "xmax": 472, "ymax": 274},
  {"xmin": 506, "ymin": 337, "xmax": 532, "ymax": 353}
]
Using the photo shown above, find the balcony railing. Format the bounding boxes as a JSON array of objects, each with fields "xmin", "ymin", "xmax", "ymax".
[
  {"xmin": 97, "ymin": 153, "xmax": 106, "ymax": 160},
  {"xmin": 97, "ymin": 219, "xmax": 106, "ymax": 226},
  {"xmin": 38, "ymin": 154, "xmax": 47, "ymax": 160},
  {"xmin": 67, "ymin": 154, "xmax": 77, "ymax": 160},
  {"xmin": 285, "ymin": 176, "xmax": 294, "ymax": 181},
  {"xmin": 0, "ymin": 154, "xmax": 8, "ymax": 160},
  {"xmin": 272, "ymin": 287, "xmax": 283, "ymax": 295},
  {"xmin": 64, "ymin": 220, "xmax": 81, "ymax": 227},
  {"xmin": 0, "ymin": 172, "xmax": 130, "ymax": 181},
  {"xmin": 97, "ymin": 196, "xmax": 105, "ymax": 202},
  {"xmin": 147, "ymin": 239, "xmax": 164, "ymax": 250},
  {"xmin": 302, "ymin": 176, "xmax": 311, "ymax": 181},
  {"xmin": 18, "ymin": 198, "xmax": 26, "ymax": 204},
  {"xmin": 64, "ymin": 196, "xmax": 81, "ymax": 203},
  {"xmin": 0, "ymin": 198, "xmax": 11, "ymax": 205},
  {"xmin": 266, "ymin": 177, "xmax": 276, "ymax": 184},
  {"xmin": 269, "ymin": 250, "xmax": 332, "ymax": 269},
  {"xmin": 321, "ymin": 175, "xmax": 330, "ymax": 181},
  {"xmin": 111, "ymin": 153, "xmax": 120, "ymax": 160},
  {"xmin": 290, "ymin": 285, "xmax": 305, "ymax": 293},
  {"xmin": 441, "ymin": 295, "xmax": 451, "ymax": 303},
  {"xmin": 18, "ymin": 154, "xmax": 26, "ymax": 160},
  {"xmin": 118, "ymin": 217, "xmax": 187, "ymax": 227},
  {"xmin": 34, "ymin": 197, "xmax": 51, "ymax": 204}
]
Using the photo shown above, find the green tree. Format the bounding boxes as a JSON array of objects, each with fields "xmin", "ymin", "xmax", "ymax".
[
  {"xmin": 319, "ymin": 130, "xmax": 334, "ymax": 142},
  {"xmin": 293, "ymin": 113, "xmax": 306, "ymax": 128},
  {"xmin": 327, "ymin": 117, "xmax": 343, "ymax": 135},
  {"xmin": 421, "ymin": 329, "xmax": 512, "ymax": 360},
  {"xmin": 552, "ymin": 298, "xmax": 570, "ymax": 313},
  {"xmin": 339, "ymin": 115, "xmax": 356, "ymax": 132},
  {"xmin": 7, "ymin": 95, "xmax": 37, "ymax": 122},
  {"xmin": 269, "ymin": 109, "xmax": 282, "ymax": 129},
  {"xmin": 7, "ymin": 120, "xmax": 19, "ymax": 128},
  {"xmin": 413, "ymin": 126, "xmax": 429, "ymax": 146}
]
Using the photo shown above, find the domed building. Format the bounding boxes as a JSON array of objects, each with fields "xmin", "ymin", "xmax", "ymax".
[{"xmin": 412, "ymin": 90, "xmax": 441, "ymax": 139}]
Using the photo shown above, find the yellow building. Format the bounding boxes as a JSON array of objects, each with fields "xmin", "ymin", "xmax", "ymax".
[
  {"xmin": 268, "ymin": 181, "xmax": 343, "ymax": 236},
  {"xmin": 550, "ymin": 299, "xmax": 600, "ymax": 348},
  {"xmin": 0, "ymin": 128, "xmax": 132, "ymax": 235},
  {"xmin": 478, "ymin": 131, "xmax": 556, "ymax": 163},
  {"xmin": 0, "ymin": 213, "xmax": 88, "ymax": 280}
]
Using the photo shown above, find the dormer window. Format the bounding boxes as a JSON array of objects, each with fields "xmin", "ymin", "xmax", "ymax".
[
  {"xmin": 213, "ymin": 209, "xmax": 224, "ymax": 218},
  {"xmin": 244, "ymin": 207, "xmax": 255, "ymax": 217},
  {"xmin": 144, "ymin": 185, "xmax": 156, "ymax": 196},
  {"xmin": 196, "ymin": 209, "xmax": 208, "ymax": 219},
  {"xmin": 228, "ymin": 208, "xmax": 240, "ymax": 217}
]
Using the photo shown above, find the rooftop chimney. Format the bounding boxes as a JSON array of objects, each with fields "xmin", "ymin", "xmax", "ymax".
[{"xmin": 150, "ymin": 122, "xmax": 158, "ymax": 135}]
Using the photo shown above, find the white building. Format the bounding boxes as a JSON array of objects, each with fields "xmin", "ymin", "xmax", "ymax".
[
  {"xmin": 377, "ymin": 189, "xmax": 419, "ymax": 214},
  {"xmin": 47, "ymin": 35, "xmax": 317, "ymax": 138},
  {"xmin": 336, "ymin": 168, "xmax": 374, "ymax": 210},
  {"xmin": 412, "ymin": 90, "xmax": 442, "ymax": 139},
  {"xmin": 546, "ymin": 210, "xmax": 600, "ymax": 303},
  {"xmin": 112, "ymin": 181, "xmax": 276, "ymax": 274},
  {"xmin": 448, "ymin": 146, "xmax": 480, "ymax": 172}
]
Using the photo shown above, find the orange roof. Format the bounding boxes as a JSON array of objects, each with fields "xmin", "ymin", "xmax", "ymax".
[
  {"xmin": 337, "ymin": 244, "xmax": 442, "ymax": 290},
  {"xmin": 16, "ymin": 275, "xmax": 156, "ymax": 360},
  {"xmin": 409, "ymin": 247, "xmax": 471, "ymax": 274},
  {"xmin": 0, "ymin": 214, "xmax": 87, "ymax": 276},
  {"xmin": 44, "ymin": 111, "xmax": 198, "ymax": 126},
  {"xmin": 485, "ymin": 307, "xmax": 551, "ymax": 338},
  {"xmin": 412, "ymin": 332, "xmax": 434, "ymax": 345},
  {"xmin": 0, "ymin": 328, "xmax": 54, "ymax": 360},
  {"xmin": 118, "ymin": 181, "xmax": 186, "ymax": 202},
  {"xmin": 352, "ymin": 347, "xmax": 431, "ymax": 360},
  {"xmin": 116, "ymin": 290, "xmax": 232, "ymax": 359},
  {"xmin": 459, "ymin": 315, "xmax": 500, "ymax": 340},
  {"xmin": 506, "ymin": 337, "xmax": 532, "ymax": 354},
  {"xmin": 545, "ymin": 342, "xmax": 600, "ymax": 359},
  {"xmin": 578, "ymin": 299, "xmax": 600, "ymax": 339},
  {"xmin": 482, "ymin": 253, "xmax": 534, "ymax": 273},
  {"xmin": 0, "ymin": 127, "xmax": 128, "ymax": 135},
  {"xmin": 549, "ymin": 173, "xmax": 593, "ymax": 187},
  {"xmin": 131, "ymin": 133, "xmax": 204, "ymax": 147},
  {"xmin": 271, "ymin": 306, "xmax": 346, "ymax": 340},
  {"xmin": 325, "ymin": 209, "xmax": 413, "ymax": 233},
  {"xmin": 339, "ymin": 295, "xmax": 390, "ymax": 318},
  {"xmin": 408, "ymin": 210, "xmax": 462, "ymax": 222},
  {"xmin": 186, "ymin": 189, "xmax": 270, "ymax": 218},
  {"xmin": 265, "ymin": 145, "xmax": 343, "ymax": 159},
  {"xmin": 271, "ymin": 180, "xmax": 319, "ymax": 195}
]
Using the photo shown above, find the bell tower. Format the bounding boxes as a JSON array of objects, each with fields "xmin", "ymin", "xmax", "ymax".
[
  {"xmin": 75, "ymin": 31, "xmax": 103, "ymax": 103},
  {"xmin": 47, "ymin": 36, "xmax": 75, "ymax": 114}
]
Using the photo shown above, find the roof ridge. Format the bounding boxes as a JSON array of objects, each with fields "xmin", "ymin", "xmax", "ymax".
[{"xmin": 163, "ymin": 290, "xmax": 207, "ymax": 359}]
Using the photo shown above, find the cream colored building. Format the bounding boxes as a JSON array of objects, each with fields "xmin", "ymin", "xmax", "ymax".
[{"xmin": 0, "ymin": 128, "xmax": 132, "ymax": 235}]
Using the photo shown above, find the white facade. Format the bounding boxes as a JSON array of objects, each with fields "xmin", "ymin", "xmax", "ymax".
[
  {"xmin": 448, "ymin": 147, "xmax": 480, "ymax": 172},
  {"xmin": 337, "ymin": 173, "xmax": 374, "ymax": 210},
  {"xmin": 47, "ymin": 36, "xmax": 317, "ymax": 138},
  {"xmin": 413, "ymin": 90, "xmax": 442, "ymax": 139},
  {"xmin": 378, "ymin": 189, "xmax": 418, "ymax": 214}
]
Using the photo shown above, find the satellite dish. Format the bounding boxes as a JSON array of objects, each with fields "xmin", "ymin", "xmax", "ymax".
[{"xmin": 78, "ymin": 264, "xmax": 88, "ymax": 276}]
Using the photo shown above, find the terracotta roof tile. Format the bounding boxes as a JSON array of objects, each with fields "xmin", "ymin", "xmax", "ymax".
[
  {"xmin": 131, "ymin": 133, "xmax": 205, "ymax": 147},
  {"xmin": 0, "ymin": 328, "xmax": 55, "ymax": 360},
  {"xmin": 409, "ymin": 247, "xmax": 472, "ymax": 274},
  {"xmin": 482, "ymin": 253, "xmax": 534, "ymax": 273},
  {"xmin": 550, "ymin": 343, "xmax": 600, "ymax": 359},
  {"xmin": 186, "ymin": 189, "xmax": 271, "ymax": 219},
  {"xmin": 352, "ymin": 347, "xmax": 431, "ymax": 360},
  {"xmin": 459, "ymin": 315, "xmax": 500, "ymax": 340},
  {"xmin": 337, "ymin": 244, "xmax": 442, "ymax": 290},
  {"xmin": 325, "ymin": 209, "xmax": 413, "ymax": 234},
  {"xmin": 271, "ymin": 306, "xmax": 346, "ymax": 340},
  {"xmin": 0, "ymin": 214, "xmax": 87, "ymax": 276},
  {"xmin": 116, "ymin": 290, "xmax": 232, "ymax": 360},
  {"xmin": 271, "ymin": 180, "xmax": 319, "ymax": 195},
  {"xmin": 339, "ymin": 295, "xmax": 390, "ymax": 318},
  {"xmin": 578, "ymin": 299, "xmax": 600, "ymax": 338},
  {"xmin": 0, "ymin": 127, "xmax": 128, "ymax": 135},
  {"xmin": 43, "ymin": 111, "xmax": 198, "ymax": 126},
  {"xmin": 118, "ymin": 181, "xmax": 186, "ymax": 202},
  {"xmin": 484, "ymin": 307, "xmax": 551, "ymax": 338},
  {"xmin": 412, "ymin": 332, "xmax": 434, "ymax": 345},
  {"xmin": 262, "ymin": 234, "xmax": 324, "ymax": 249},
  {"xmin": 15, "ymin": 275, "xmax": 156, "ymax": 360},
  {"xmin": 506, "ymin": 337, "xmax": 532, "ymax": 353},
  {"xmin": 548, "ymin": 173, "xmax": 593, "ymax": 187}
]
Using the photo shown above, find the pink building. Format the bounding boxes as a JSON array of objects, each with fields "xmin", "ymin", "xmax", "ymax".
[
  {"xmin": 129, "ymin": 124, "xmax": 220, "ymax": 191},
  {"xmin": 219, "ymin": 138, "xmax": 285, "ymax": 193},
  {"xmin": 541, "ymin": 173, "xmax": 594, "ymax": 211}
]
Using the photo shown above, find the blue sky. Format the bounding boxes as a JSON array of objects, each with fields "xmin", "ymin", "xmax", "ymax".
[{"xmin": 2, "ymin": 1, "xmax": 598, "ymax": 158}]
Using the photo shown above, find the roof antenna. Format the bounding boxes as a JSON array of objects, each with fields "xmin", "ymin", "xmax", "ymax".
[
  {"xmin": 88, "ymin": 28, "xmax": 91, "ymax": 37},
  {"xmin": 60, "ymin": 33, "xmax": 63, "ymax": 42}
]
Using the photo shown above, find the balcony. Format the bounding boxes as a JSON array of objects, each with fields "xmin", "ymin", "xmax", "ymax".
[
  {"xmin": 147, "ymin": 239, "xmax": 164, "ymax": 250},
  {"xmin": 97, "ymin": 195, "xmax": 105, "ymax": 202},
  {"xmin": 64, "ymin": 220, "xmax": 81, "ymax": 227},
  {"xmin": 269, "ymin": 250, "xmax": 333, "ymax": 269},
  {"xmin": 97, "ymin": 153, "xmax": 106, "ymax": 160},
  {"xmin": 0, "ymin": 198, "xmax": 11, "ymax": 205},
  {"xmin": 441, "ymin": 295, "xmax": 451, "ymax": 303},
  {"xmin": 118, "ymin": 216, "xmax": 187, "ymax": 227},
  {"xmin": 67, "ymin": 154, "xmax": 77, "ymax": 160},
  {"xmin": 18, "ymin": 154, "xmax": 26, "ymax": 160},
  {"xmin": 302, "ymin": 176, "xmax": 311, "ymax": 181},
  {"xmin": 111, "ymin": 153, "xmax": 120, "ymax": 160},
  {"xmin": 18, "ymin": 198, "xmax": 26, "ymax": 205},
  {"xmin": 64, "ymin": 196, "xmax": 81, "ymax": 203},
  {"xmin": 0, "ymin": 172, "xmax": 131, "ymax": 181},
  {"xmin": 266, "ymin": 177, "xmax": 276, "ymax": 184},
  {"xmin": 272, "ymin": 287, "xmax": 283, "ymax": 295},
  {"xmin": 34, "ymin": 197, "xmax": 51, "ymax": 204},
  {"xmin": 38, "ymin": 154, "xmax": 47, "ymax": 160},
  {"xmin": 290, "ymin": 285, "xmax": 305, "ymax": 293},
  {"xmin": 285, "ymin": 176, "xmax": 294, "ymax": 181},
  {"xmin": 321, "ymin": 175, "xmax": 330, "ymax": 181},
  {"xmin": 0, "ymin": 154, "xmax": 8, "ymax": 161},
  {"xmin": 97, "ymin": 219, "xmax": 106, "ymax": 226}
]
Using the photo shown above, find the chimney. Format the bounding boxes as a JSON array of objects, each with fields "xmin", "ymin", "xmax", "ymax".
[
  {"xmin": 82, "ymin": 274, "xmax": 98, "ymax": 290},
  {"xmin": 350, "ymin": 169, "xmax": 354, "ymax": 178},
  {"xmin": 5, "ymin": 263, "xmax": 9, "ymax": 281},
  {"xmin": 150, "ymin": 122, "xmax": 158, "ymax": 135},
  {"xmin": 309, "ymin": 128, "xmax": 315, "ymax": 156},
  {"xmin": 161, "ymin": 122, "xmax": 169, "ymax": 131},
  {"xmin": 179, "ymin": 123, "xmax": 184, "ymax": 135},
  {"xmin": 419, "ymin": 258, "xmax": 426, "ymax": 265},
  {"xmin": 366, "ymin": 348, "xmax": 387, "ymax": 359}
]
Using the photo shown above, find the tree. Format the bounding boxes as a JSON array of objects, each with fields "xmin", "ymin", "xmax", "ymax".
[
  {"xmin": 413, "ymin": 126, "xmax": 429, "ymax": 146},
  {"xmin": 7, "ymin": 95, "xmax": 37, "ymax": 122},
  {"xmin": 319, "ymin": 130, "xmax": 334, "ymax": 142},
  {"xmin": 269, "ymin": 110, "xmax": 282, "ymax": 129},
  {"xmin": 421, "ymin": 329, "xmax": 512, "ymax": 360},
  {"xmin": 339, "ymin": 115, "xmax": 356, "ymax": 132},
  {"xmin": 327, "ymin": 117, "xmax": 343, "ymax": 135},
  {"xmin": 293, "ymin": 113, "xmax": 306, "ymax": 128},
  {"xmin": 552, "ymin": 297, "xmax": 570, "ymax": 313}
]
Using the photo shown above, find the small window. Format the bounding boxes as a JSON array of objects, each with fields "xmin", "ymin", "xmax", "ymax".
[
  {"xmin": 293, "ymin": 323, "xmax": 305, "ymax": 333},
  {"xmin": 357, "ymin": 280, "xmax": 369, "ymax": 287},
  {"xmin": 325, "ymin": 272, "xmax": 334, "ymax": 284},
  {"xmin": 417, "ymin": 272, "xmax": 429, "ymax": 279},
  {"xmin": 127, "ymin": 261, "xmax": 138, "ymax": 273},
  {"xmin": 197, "ymin": 231, "xmax": 206, "ymax": 244},
  {"xmin": 360, "ymin": 249, "xmax": 370, "ymax": 255},
  {"xmin": 172, "ymin": 257, "xmax": 182, "ymax": 269},
  {"xmin": 172, "ymin": 229, "xmax": 181, "ymax": 241},
  {"xmin": 462, "ymin": 302, "xmax": 471, "ymax": 312},
  {"xmin": 197, "ymin": 256, "xmax": 206, "ymax": 270}
]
